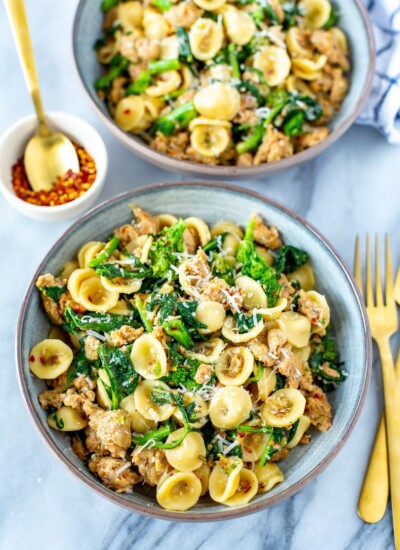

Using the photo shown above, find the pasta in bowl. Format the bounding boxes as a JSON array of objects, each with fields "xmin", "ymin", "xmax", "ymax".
[{"xmin": 17, "ymin": 182, "xmax": 371, "ymax": 519}]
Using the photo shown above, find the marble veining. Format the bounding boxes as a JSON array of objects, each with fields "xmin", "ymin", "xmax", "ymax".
[{"xmin": 0, "ymin": 1, "xmax": 399, "ymax": 549}]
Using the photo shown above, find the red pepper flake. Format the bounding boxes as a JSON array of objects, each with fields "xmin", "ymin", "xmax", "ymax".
[
  {"xmin": 29, "ymin": 355, "xmax": 35, "ymax": 362},
  {"xmin": 39, "ymin": 356, "xmax": 46, "ymax": 365},
  {"xmin": 11, "ymin": 142, "xmax": 96, "ymax": 207},
  {"xmin": 243, "ymin": 484, "xmax": 252, "ymax": 494},
  {"xmin": 238, "ymin": 432, "xmax": 245, "ymax": 438}
]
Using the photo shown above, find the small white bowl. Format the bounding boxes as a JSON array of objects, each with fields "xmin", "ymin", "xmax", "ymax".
[{"xmin": 0, "ymin": 112, "xmax": 107, "ymax": 221}]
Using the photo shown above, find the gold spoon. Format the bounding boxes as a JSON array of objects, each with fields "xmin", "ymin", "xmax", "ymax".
[{"xmin": 4, "ymin": 0, "xmax": 79, "ymax": 192}]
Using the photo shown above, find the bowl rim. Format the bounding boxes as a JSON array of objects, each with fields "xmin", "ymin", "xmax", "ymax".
[
  {"xmin": 71, "ymin": 0, "xmax": 375, "ymax": 178},
  {"xmin": 0, "ymin": 111, "xmax": 108, "ymax": 214},
  {"xmin": 16, "ymin": 181, "xmax": 372, "ymax": 521}
]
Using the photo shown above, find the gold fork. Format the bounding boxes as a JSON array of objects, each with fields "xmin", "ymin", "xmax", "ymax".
[
  {"xmin": 354, "ymin": 236, "xmax": 400, "ymax": 543},
  {"xmin": 358, "ymin": 268, "xmax": 400, "ymax": 524}
]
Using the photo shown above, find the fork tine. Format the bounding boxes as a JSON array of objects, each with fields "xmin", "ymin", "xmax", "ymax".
[
  {"xmin": 354, "ymin": 236, "xmax": 363, "ymax": 294},
  {"xmin": 366, "ymin": 234, "xmax": 374, "ymax": 307},
  {"xmin": 375, "ymin": 235, "xmax": 384, "ymax": 307},
  {"xmin": 385, "ymin": 234, "xmax": 394, "ymax": 305}
]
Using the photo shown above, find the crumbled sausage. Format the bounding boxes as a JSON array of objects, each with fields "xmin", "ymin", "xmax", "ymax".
[
  {"xmin": 165, "ymin": 1, "xmax": 203, "ymax": 30},
  {"xmin": 84, "ymin": 335, "xmax": 101, "ymax": 361},
  {"xmin": 295, "ymin": 128, "xmax": 330, "ymax": 152},
  {"xmin": 109, "ymin": 326, "xmax": 144, "ymax": 347},
  {"xmin": 304, "ymin": 385, "xmax": 332, "ymax": 431},
  {"xmin": 252, "ymin": 214, "xmax": 282, "ymax": 250},
  {"xmin": 133, "ymin": 206, "xmax": 160, "ymax": 235},
  {"xmin": 88, "ymin": 410, "xmax": 131, "ymax": 458},
  {"xmin": 89, "ymin": 456, "xmax": 142, "ymax": 492},
  {"xmin": 131, "ymin": 447, "xmax": 173, "ymax": 486},
  {"xmin": 254, "ymin": 126, "xmax": 293, "ymax": 165},
  {"xmin": 194, "ymin": 363, "xmax": 214, "ymax": 385}
]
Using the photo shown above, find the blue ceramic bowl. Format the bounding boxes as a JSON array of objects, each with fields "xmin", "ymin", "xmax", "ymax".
[
  {"xmin": 16, "ymin": 182, "xmax": 371, "ymax": 520},
  {"xmin": 72, "ymin": 1, "xmax": 375, "ymax": 179}
]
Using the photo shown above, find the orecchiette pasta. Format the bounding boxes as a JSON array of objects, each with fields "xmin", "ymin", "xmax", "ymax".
[
  {"xmin": 193, "ymin": 0, "xmax": 226, "ymax": 10},
  {"xmin": 165, "ymin": 430, "xmax": 206, "ymax": 471},
  {"xmin": 254, "ymin": 46, "xmax": 292, "ymax": 87},
  {"xmin": 254, "ymin": 463, "xmax": 284, "ymax": 493},
  {"xmin": 146, "ymin": 70, "xmax": 182, "ymax": 97},
  {"xmin": 29, "ymin": 339, "xmax": 73, "ymax": 379},
  {"xmin": 130, "ymin": 334, "xmax": 168, "ymax": 379},
  {"xmin": 117, "ymin": 1, "xmax": 144, "ymax": 31},
  {"xmin": 157, "ymin": 472, "xmax": 202, "ymax": 511},
  {"xmin": 223, "ymin": 6, "xmax": 256, "ymax": 46},
  {"xmin": 222, "ymin": 314, "xmax": 264, "ymax": 343},
  {"xmin": 143, "ymin": 8, "xmax": 170, "ymax": 39},
  {"xmin": 189, "ymin": 124, "xmax": 231, "ymax": 158},
  {"xmin": 292, "ymin": 55, "xmax": 328, "ymax": 81},
  {"xmin": 194, "ymin": 83, "xmax": 241, "ymax": 121},
  {"xmin": 195, "ymin": 301, "xmax": 226, "ymax": 333},
  {"xmin": 261, "ymin": 388, "xmax": 306, "ymax": 428},
  {"xmin": 189, "ymin": 18, "xmax": 224, "ymax": 61},
  {"xmin": 276, "ymin": 311, "xmax": 312, "ymax": 348},
  {"xmin": 223, "ymin": 468, "xmax": 258, "ymax": 506},
  {"xmin": 33, "ymin": 206, "xmax": 344, "ymax": 512},
  {"xmin": 209, "ymin": 457, "xmax": 243, "ymax": 503},
  {"xmin": 299, "ymin": 0, "xmax": 332, "ymax": 29},
  {"xmin": 215, "ymin": 347, "xmax": 254, "ymax": 386},
  {"xmin": 134, "ymin": 380, "xmax": 175, "ymax": 421},
  {"xmin": 47, "ymin": 406, "xmax": 88, "ymax": 431},
  {"xmin": 209, "ymin": 386, "xmax": 252, "ymax": 429}
]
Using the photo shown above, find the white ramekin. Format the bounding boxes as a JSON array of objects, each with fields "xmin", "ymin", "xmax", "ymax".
[{"xmin": 0, "ymin": 112, "xmax": 107, "ymax": 221}]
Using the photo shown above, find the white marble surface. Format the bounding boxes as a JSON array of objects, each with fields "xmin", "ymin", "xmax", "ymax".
[{"xmin": 1, "ymin": 1, "xmax": 399, "ymax": 549}]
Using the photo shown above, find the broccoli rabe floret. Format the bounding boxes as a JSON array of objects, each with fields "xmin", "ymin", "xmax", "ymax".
[
  {"xmin": 149, "ymin": 219, "xmax": 186, "ymax": 278},
  {"xmin": 162, "ymin": 318, "xmax": 193, "ymax": 349},
  {"xmin": 237, "ymin": 221, "xmax": 281, "ymax": 307},
  {"xmin": 273, "ymin": 245, "xmax": 309, "ymax": 275}
]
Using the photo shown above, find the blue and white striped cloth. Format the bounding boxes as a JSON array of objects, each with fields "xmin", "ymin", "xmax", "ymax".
[{"xmin": 357, "ymin": 0, "xmax": 400, "ymax": 143}]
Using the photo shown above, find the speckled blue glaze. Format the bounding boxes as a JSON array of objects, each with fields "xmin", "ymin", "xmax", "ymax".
[{"xmin": 16, "ymin": 182, "xmax": 371, "ymax": 521}]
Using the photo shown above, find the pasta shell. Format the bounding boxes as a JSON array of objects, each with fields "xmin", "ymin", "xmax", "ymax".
[
  {"xmin": 254, "ymin": 462, "xmax": 284, "ymax": 493},
  {"xmin": 157, "ymin": 214, "xmax": 178, "ymax": 229},
  {"xmin": 190, "ymin": 125, "xmax": 231, "ymax": 158},
  {"xmin": 223, "ymin": 468, "xmax": 258, "ymax": 506},
  {"xmin": 257, "ymin": 366, "xmax": 277, "ymax": 401},
  {"xmin": 47, "ymin": 406, "xmax": 88, "ymax": 431},
  {"xmin": 209, "ymin": 386, "xmax": 252, "ymax": 429},
  {"xmin": 261, "ymin": 388, "xmax": 306, "ymax": 428},
  {"xmin": 238, "ymin": 419, "xmax": 269, "ymax": 461},
  {"xmin": 78, "ymin": 276, "xmax": 120, "ymax": 312},
  {"xmin": 172, "ymin": 392, "xmax": 209, "ymax": 428},
  {"xmin": 193, "ymin": 83, "xmax": 241, "ymax": 121},
  {"xmin": 223, "ymin": 6, "xmax": 256, "ymax": 46},
  {"xmin": 299, "ymin": 0, "xmax": 332, "ymax": 29},
  {"xmin": 157, "ymin": 471, "xmax": 202, "ymax": 511},
  {"xmin": 222, "ymin": 314, "xmax": 264, "ymax": 343},
  {"xmin": 256, "ymin": 297, "xmax": 288, "ymax": 321},
  {"xmin": 193, "ymin": 0, "xmax": 226, "ymax": 10},
  {"xmin": 114, "ymin": 96, "xmax": 146, "ymax": 131},
  {"xmin": 254, "ymin": 46, "xmax": 291, "ymax": 87},
  {"xmin": 287, "ymin": 264, "xmax": 315, "ymax": 291},
  {"xmin": 134, "ymin": 380, "xmax": 175, "ymax": 421},
  {"xmin": 130, "ymin": 334, "xmax": 168, "ymax": 379},
  {"xmin": 208, "ymin": 457, "xmax": 243, "ymax": 503},
  {"xmin": 286, "ymin": 415, "xmax": 311, "ymax": 448},
  {"xmin": 235, "ymin": 275, "xmax": 268, "ymax": 310},
  {"xmin": 100, "ymin": 275, "xmax": 142, "ymax": 294},
  {"xmin": 160, "ymin": 34, "xmax": 179, "ymax": 60},
  {"xmin": 29, "ymin": 339, "xmax": 73, "ymax": 379},
  {"xmin": 194, "ymin": 463, "xmax": 211, "ymax": 496},
  {"xmin": 196, "ymin": 301, "xmax": 226, "ymax": 334},
  {"xmin": 117, "ymin": 1, "xmax": 144, "ymax": 31},
  {"xmin": 184, "ymin": 216, "xmax": 211, "ymax": 246},
  {"xmin": 330, "ymin": 27, "xmax": 348, "ymax": 53},
  {"xmin": 215, "ymin": 346, "xmax": 254, "ymax": 386},
  {"xmin": 120, "ymin": 394, "xmax": 157, "ymax": 433},
  {"xmin": 97, "ymin": 368, "xmax": 112, "ymax": 410},
  {"xmin": 67, "ymin": 267, "xmax": 97, "ymax": 302},
  {"xmin": 189, "ymin": 117, "xmax": 232, "ymax": 130},
  {"xmin": 78, "ymin": 241, "xmax": 105, "ymax": 268},
  {"xmin": 185, "ymin": 337, "xmax": 226, "ymax": 364},
  {"xmin": 146, "ymin": 70, "xmax": 182, "ymax": 97},
  {"xmin": 59, "ymin": 260, "xmax": 79, "ymax": 278},
  {"xmin": 210, "ymin": 221, "xmax": 243, "ymax": 240},
  {"xmin": 165, "ymin": 430, "xmax": 206, "ymax": 471},
  {"xmin": 286, "ymin": 27, "xmax": 312, "ymax": 58},
  {"xmin": 143, "ymin": 8, "xmax": 170, "ymax": 39},
  {"xmin": 276, "ymin": 311, "xmax": 311, "ymax": 348},
  {"xmin": 189, "ymin": 18, "xmax": 224, "ymax": 61}
]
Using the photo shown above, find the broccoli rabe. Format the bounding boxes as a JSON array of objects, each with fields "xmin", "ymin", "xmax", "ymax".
[
  {"xmin": 39, "ymin": 285, "xmax": 67, "ymax": 302},
  {"xmin": 148, "ymin": 219, "xmax": 186, "ymax": 278},
  {"xmin": 98, "ymin": 345, "xmax": 139, "ymax": 409},
  {"xmin": 176, "ymin": 301, "xmax": 207, "ymax": 338},
  {"xmin": 64, "ymin": 344, "xmax": 94, "ymax": 389},
  {"xmin": 309, "ymin": 335, "xmax": 346, "ymax": 391},
  {"xmin": 150, "ymin": 102, "xmax": 197, "ymax": 136},
  {"xmin": 162, "ymin": 318, "xmax": 193, "ymax": 349},
  {"xmin": 146, "ymin": 292, "xmax": 178, "ymax": 323},
  {"xmin": 211, "ymin": 255, "xmax": 235, "ymax": 286},
  {"xmin": 95, "ymin": 55, "xmax": 129, "ymax": 91},
  {"xmin": 63, "ymin": 305, "xmax": 139, "ymax": 334},
  {"xmin": 273, "ymin": 245, "xmax": 309, "ymax": 275},
  {"xmin": 233, "ymin": 311, "xmax": 262, "ymax": 333},
  {"xmin": 237, "ymin": 220, "xmax": 281, "ymax": 307},
  {"xmin": 161, "ymin": 350, "xmax": 208, "ymax": 391},
  {"xmin": 95, "ymin": 261, "xmax": 152, "ymax": 280}
]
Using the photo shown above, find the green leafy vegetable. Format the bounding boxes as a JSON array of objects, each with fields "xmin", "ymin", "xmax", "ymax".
[
  {"xmin": 95, "ymin": 260, "xmax": 152, "ymax": 280},
  {"xmin": 63, "ymin": 305, "xmax": 139, "ymax": 334},
  {"xmin": 211, "ymin": 255, "xmax": 235, "ymax": 286},
  {"xmin": 235, "ymin": 80, "xmax": 265, "ymax": 106},
  {"xmin": 323, "ymin": 7, "xmax": 338, "ymax": 29},
  {"xmin": 228, "ymin": 44, "xmax": 240, "ymax": 80},
  {"xmin": 176, "ymin": 301, "xmax": 207, "ymax": 338},
  {"xmin": 149, "ymin": 58, "xmax": 181, "ymax": 74},
  {"xmin": 274, "ymin": 245, "xmax": 309, "ymax": 275},
  {"xmin": 146, "ymin": 292, "xmax": 178, "ymax": 323},
  {"xmin": 148, "ymin": 218, "xmax": 186, "ymax": 277},
  {"xmin": 98, "ymin": 345, "xmax": 139, "ymax": 408},
  {"xmin": 39, "ymin": 285, "xmax": 67, "ymax": 302},
  {"xmin": 233, "ymin": 312, "xmax": 262, "ymax": 334},
  {"xmin": 101, "ymin": 0, "xmax": 119, "ymax": 11},
  {"xmin": 95, "ymin": 55, "xmax": 129, "ymax": 90},
  {"xmin": 275, "ymin": 372, "xmax": 285, "ymax": 390},
  {"xmin": 177, "ymin": 27, "xmax": 194, "ymax": 64},
  {"xmin": 282, "ymin": 1, "xmax": 304, "ymax": 28},
  {"xmin": 135, "ymin": 296, "xmax": 153, "ymax": 333},
  {"xmin": 152, "ymin": 0, "xmax": 173, "ymax": 10},
  {"xmin": 202, "ymin": 233, "xmax": 226, "ymax": 253},
  {"xmin": 287, "ymin": 419, "xmax": 300, "ymax": 444},
  {"xmin": 125, "ymin": 70, "xmax": 152, "ymax": 96},
  {"xmin": 132, "ymin": 424, "xmax": 172, "ymax": 446},
  {"xmin": 163, "ymin": 318, "xmax": 193, "ymax": 349},
  {"xmin": 259, "ymin": 427, "xmax": 286, "ymax": 466},
  {"xmin": 150, "ymin": 102, "xmax": 197, "ymax": 136},
  {"xmin": 237, "ymin": 220, "xmax": 281, "ymax": 307},
  {"xmin": 88, "ymin": 236, "xmax": 120, "ymax": 267},
  {"xmin": 309, "ymin": 335, "xmax": 346, "ymax": 391},
  {"xmin": 64, "ymin": 345, "xmax": 94, "ymax": 389},
  {"xmin": 236, "ymin": 123, "xmax": 264, "ymax": 154},
  {"xmin": 51, "ymin": 411, "xmax": 65, "ymax": 430}
]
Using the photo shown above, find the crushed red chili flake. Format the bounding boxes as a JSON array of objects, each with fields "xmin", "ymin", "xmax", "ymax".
[{"xmin": 11, "ymin": 142, "xmax": 96, "ymax": 207}]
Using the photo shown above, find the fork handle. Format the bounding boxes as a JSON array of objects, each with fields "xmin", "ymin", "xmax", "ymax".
[
  {"xmin": 377, "ymin": 338, "xmax": 400, "ymax": 545},
  {"xmin": 358, "ymin": 415, "xmax": 389, "ymax": 523}
]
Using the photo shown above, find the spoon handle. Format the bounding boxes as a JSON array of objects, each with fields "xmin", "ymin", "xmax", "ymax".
[{"xmin": 4, "ymin": 0, "xmax": 49, "ymax": 136}]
